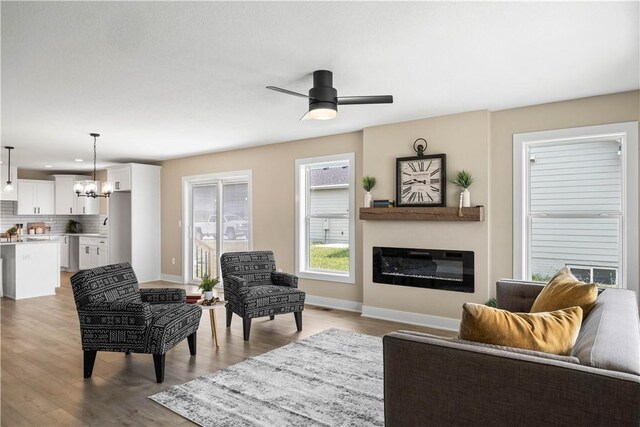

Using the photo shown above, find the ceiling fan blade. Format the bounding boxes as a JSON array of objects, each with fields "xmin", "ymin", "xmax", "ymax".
[
  {"xmin": 266, "ymin": 86, "xmax": 310, "ymax": 99},
  {"xmin": 299, "ymin": 110, "xmax": 311, "ymax": 121},
  {"xmin": 337, "ymin": 95, "xmax": 393, "ymax": 105}
]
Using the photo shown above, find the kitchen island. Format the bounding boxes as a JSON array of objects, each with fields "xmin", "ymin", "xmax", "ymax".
[{"xmin": 0, "ymin": 240, "xmax": 60, "ymax": 299}]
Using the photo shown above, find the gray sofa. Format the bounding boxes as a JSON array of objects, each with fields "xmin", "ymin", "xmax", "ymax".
[{"xmin": 383, "ymin": 279, "xmax": 640, "ymax": 426}]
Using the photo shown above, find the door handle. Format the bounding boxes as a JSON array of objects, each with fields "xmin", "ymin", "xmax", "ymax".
[
  {"xmin": 65, "ymin": 237, "xmax": 67, "ymax": 244},
  {"xmin": 37, "ymin": 207, "xmax": 40, "ymax": 214},
  {"xmin": 85, "ymin": 246, "xmax": 89, "ymax": 254},
  {"xmin": 115, "ymin": 181, "xmax": 120, "ymax": 190},
  {"xmin": 70, "ymin": 207, "xmax": 72, "ymax": 214},
  {"xmin": 34, "ymin": 207, "xmax": 36, "ymax": 214},
  {"xmin": 97, "ymin": 247, "xmax": 100, "ymax": 255},
  {"xmin": 83, "ymin": 207, "xmax": 85, "ymax": 214}
]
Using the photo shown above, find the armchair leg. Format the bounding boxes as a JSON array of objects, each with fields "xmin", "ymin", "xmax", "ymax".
[
  {"xmin": 153, "ymin": 354, "xmax": 166, "ymax": 383},
  {"xmin": 270, "ymin": 315, "xmax": 275, "ymax": 320},
  {"xmin": 226, "ymin": 308, "xmax": 233, "ymax": 327},
  {"xmin": 187, "ymin": 332, "xmax": 197, "ymax": 356},
  {"xmin": 243, "ymin": 318, "xmax": 252, "ymax": 341},
  {"xmin": 84, "ymin": 350, "xmax": 97, "ymax": 378},
  {"xmin": 294, "ymin": 311, "xmax": 302, "ymax": 332}
]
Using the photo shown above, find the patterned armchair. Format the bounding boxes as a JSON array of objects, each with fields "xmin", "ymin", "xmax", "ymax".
[
  {"xmin": 220, "ymin": 251, "xmax": 305, "ymax": 340},
  {"xmin": 70, "ymin": 263, "xmax": 202, "ymax": 383}
]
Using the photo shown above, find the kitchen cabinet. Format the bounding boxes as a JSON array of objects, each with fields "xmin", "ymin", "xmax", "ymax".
[
  {"xmin": 60, "ymin": 235, "xmax": 69, "ymax": 268},
  {"xmin": 17, "ymin": 180, "xmax": 54, "ymax": 215},
  {"xmin": 53, "ymin": 175, "xmax": 100, "ymax": 215},
  {"xmin": 79, "ymin": 236, "xmax": 108, "ymax": 270},
  {"xmin": 107, "ymin": 166, "xmax": 131, "ymax": 192},
  {"xmin": 0, "ymin": 165, "xmax": 18, "ymax": 201},
  {"xmin": 108, "ymin": 163, "xmax": 160, "ymax": 283}
]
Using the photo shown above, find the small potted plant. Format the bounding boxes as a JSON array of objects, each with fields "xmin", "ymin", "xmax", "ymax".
[
  {"xmin": 7, "ymin": 226, "xmax": 17, "ymax": 242},
  {"xmin": 362, "ymin": 176, "xmax": 377, "ymax": 208},
  {"xmin": 450, "ymin": 170, "xmax": 474, "ymax": 207},
  {"xmin": 198, "ymin": 273, "xmax": 219, "ymax": 301}
]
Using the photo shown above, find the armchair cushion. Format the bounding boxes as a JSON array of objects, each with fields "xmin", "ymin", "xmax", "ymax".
[
  {"xmin": 145, "ymin": 303, "xmax": 202, "ymax": 354},
  {"xmin": 71, "ymin": 262, "xmax": 141, "ymax": 309},
  {"xmin": 241, "ymin": 285, "xmax": 306, "ymax": 319},
  {"xmin": 140, "ymin": 288, "xmax": 186, "ymax": 303},
  {"xmin": 220, "ymin": 251, "xmax": 276, "ymax": 287},
  {"xmin": 271, "ymin": 271, "xmax": 298, "ymax": 288}
]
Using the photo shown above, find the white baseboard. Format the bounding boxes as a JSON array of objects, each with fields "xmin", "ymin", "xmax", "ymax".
[
  {"xmin": 161, "ymin": 274, "xmax": 183, "ymax": 283},
  {"xmin": 361, "ymin": 305, "xmax": 460, "ymax": 332},
  {"xmin": 305, "ymin": 295, "xmax": 363, "ymax": 313}
]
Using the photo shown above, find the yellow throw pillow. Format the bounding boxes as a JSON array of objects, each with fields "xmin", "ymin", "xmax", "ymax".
[
  {"xmin": 530, "ymin": 267, "xmax": 598, "ymax": 317},
  {"xmin": 459, "ymin": 303, "xmax": 583, "ymax": 355}
]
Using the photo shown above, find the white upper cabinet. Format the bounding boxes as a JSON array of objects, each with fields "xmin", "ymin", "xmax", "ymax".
[
  {"xmin": 108, "ymin": 166, "xmax": 131, "ymax": 192},
  {"xmin": 17, "ymin": 179, "xmax": 54, "ymax": 215},
  {"xmin": 53, "ymin": 175, "xmax": 100, "ymax": 215},
  {"xmin": 0, "ymin": 165, "xmax": 18, "ymax": 201},
  {"xmin": 54, "ymin": 175, "xmax": 76, "ymax": 214}
]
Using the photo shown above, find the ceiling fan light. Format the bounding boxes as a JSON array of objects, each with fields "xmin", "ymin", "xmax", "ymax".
[{"xmin": 309, "ymin": 102, "xmax": 337, "ymax": 120}]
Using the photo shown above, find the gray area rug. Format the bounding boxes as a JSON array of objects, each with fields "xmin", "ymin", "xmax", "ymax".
[{"xmin": 149, "ymin": 328, "xmax": 383, "ymax": 426}]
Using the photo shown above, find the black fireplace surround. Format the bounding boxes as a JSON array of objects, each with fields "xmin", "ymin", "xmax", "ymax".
[{"xmin": 373, "ymin": 247, "xmax": 474, "ymax": 293}]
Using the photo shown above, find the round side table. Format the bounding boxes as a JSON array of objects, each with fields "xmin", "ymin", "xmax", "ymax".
[{"xmin": 198, "ymin": 298, "xmax": 225, "ymax": 347}]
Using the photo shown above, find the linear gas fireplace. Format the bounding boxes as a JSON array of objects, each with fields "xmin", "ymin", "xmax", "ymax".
[{"xmin": 373, "ymin": 247, "xmax": 474, "ymax": 293}]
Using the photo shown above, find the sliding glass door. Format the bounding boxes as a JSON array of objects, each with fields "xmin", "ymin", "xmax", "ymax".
[{"xmin": 185, "ymin": 171, "xmax": 252, "ymax": 283}]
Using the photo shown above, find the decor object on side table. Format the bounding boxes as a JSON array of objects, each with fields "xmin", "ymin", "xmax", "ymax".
[
  {"xmin": 450, "ymin": 169, "xmax": 474, "ymax": 208},
  {"xmin": 396, "ymin": 153, "xmax": 446, "ymax": 207},
  {"xmin": 70, "ymin": 262, "xmax": 202, "ymax": 383},
  {"xmin": 198, "ymin": 273, "xmax": 219, "ymax": 301},
  {"xmin": 220, "ymin": 251, "xmax": 305, "ymax": 341},
  {"xmin": 362, "ymin": 176, "xmax": 377, "ymax": 207}
]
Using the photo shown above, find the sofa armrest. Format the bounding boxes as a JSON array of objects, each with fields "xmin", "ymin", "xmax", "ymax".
[
  {"xmin": 223, "ymin": 275, "xmax": 249, "ymax": 299},
  {"xmin": 78, "ymin": 301, "xmax": 153, "ymax": 327},
  {"xmin": 496, "ymin": 279, "xmax": 545, "ymax": 312},
  {"xmin": 271, "ymin": 271, "xmax": 298, "ymax": 288},
  {"xmin": 139, "ymin": 288, "xmax": 186, "ymax": 303},
  {"xmin": 383, "ymin": 331, "xmax": 640, "ymax": 426}
]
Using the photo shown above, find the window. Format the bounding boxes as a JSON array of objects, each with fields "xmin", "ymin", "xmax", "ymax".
[
  {"xmin": 295, "ymin": 153, "xmax": 355, "ymax": 283},
  {"xmin": 183, "ymin": 171, "xmax": 252, "ymax": 283},
  {"xmin": 513, "ymin": 122, "xmax": 638, "ymax": 291}
]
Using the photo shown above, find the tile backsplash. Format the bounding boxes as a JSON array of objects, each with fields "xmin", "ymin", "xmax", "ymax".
[{"xmin": 0, "ymin": 201, "xmax": 105, "ymax": 235}]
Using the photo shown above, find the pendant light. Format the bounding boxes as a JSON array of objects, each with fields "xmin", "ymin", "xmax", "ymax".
[
  {"xmin": 4, "ymin": 146, "xmax": 14, "ymax": 192},
  {"xmin": 74, "ymin": 133, "xmax": 114, "ymax": 198}
]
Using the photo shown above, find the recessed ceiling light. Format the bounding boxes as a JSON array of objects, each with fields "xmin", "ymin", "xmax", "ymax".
[
  {"xmin": 75, "ymin": 158, "xmax": 84, "ymax": 162},
  {"xmin": 44, "ymin": 165, "xmax": 53, "ymax": 168}
]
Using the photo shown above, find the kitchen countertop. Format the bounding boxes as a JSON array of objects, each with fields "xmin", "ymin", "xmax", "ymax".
[{"xmin": 0, "ymin": 233, "xmax": 108, "ymax": 245}]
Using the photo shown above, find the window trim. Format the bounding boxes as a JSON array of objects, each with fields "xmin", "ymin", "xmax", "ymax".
[
  {"xmin": 295, "ymin": 153, "xmax": 356, "ymax": 284},
  {"xmin": 182, "ymin": 170, "xmax": 253, "ymax": 284},
  {"xmin": 513, "ymin": 122, "xmax": 638, "ymax": 292}
]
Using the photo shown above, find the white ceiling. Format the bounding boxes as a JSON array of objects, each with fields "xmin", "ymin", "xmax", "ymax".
[{"xmin": 2, "ymin": 1, "xmax": 638, "ymax": 171}]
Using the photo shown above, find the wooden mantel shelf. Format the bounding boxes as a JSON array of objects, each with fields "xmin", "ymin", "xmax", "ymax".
[{"xmin": 359, "ymin": 206, "xmax": 485, "ymax": 222}]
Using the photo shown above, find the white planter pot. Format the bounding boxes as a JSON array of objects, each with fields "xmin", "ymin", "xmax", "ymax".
[
  {"xmin": 203, "ymin": 291, "xmax": 214, "ymax": 300},
  {"xmin": 364, "ymin": 191, "xmax": 372, "ymax": 208},
  {"xmin": 462, "ymin": 189, "xmax": 471, "ymax": 208}
]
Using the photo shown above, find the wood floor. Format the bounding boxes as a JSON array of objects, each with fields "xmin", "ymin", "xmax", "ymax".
[{"xmin": 1, "ymin": 273, "xmax": 453, "ymax": 426}]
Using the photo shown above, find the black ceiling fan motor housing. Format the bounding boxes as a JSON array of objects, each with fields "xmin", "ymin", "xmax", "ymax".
[{"xmin": 309, "ymin": 70, "xmax": 338, "ymax": 112}]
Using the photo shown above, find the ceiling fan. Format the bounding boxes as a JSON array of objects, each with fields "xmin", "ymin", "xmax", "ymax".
[{"xmin": 267, "ymin": 70, "xmax": 393, "ymax": 120}]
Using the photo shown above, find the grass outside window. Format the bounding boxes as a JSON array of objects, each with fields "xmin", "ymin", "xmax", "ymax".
[{"xmin": 309, "ymin": 243, "xmax": 349, "ymax": 272}]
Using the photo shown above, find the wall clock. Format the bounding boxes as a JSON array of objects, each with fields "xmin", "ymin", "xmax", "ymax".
[{"xmin": 396, "ymin": 154, "xmax": 446, "ymax": 207}]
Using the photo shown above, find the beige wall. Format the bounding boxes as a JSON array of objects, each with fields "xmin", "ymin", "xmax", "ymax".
[
  {"xmin": 362, "ymin": 110, "xmax": 491, "ymax": 318},
  {"xmin": 159, "ymin": 90, "xmax": 639, "ymax": 321},
  {"xmin": 161, "ymin": 132, "xmax": 364, "ymax": 302},
  {"xmin": 489, "ymin": 90, "xmax": 640, "ymax": 288}
]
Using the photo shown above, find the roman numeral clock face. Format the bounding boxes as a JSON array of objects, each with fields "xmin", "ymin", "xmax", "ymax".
[{"xmin": 396, "ymin": 154, "xmax": 446, "ymax": 207}]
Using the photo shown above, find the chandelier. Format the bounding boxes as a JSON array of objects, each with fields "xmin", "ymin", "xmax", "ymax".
[{"xmin": 74, "ymin": 133, "xmax": 114, "ymax": 198}]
